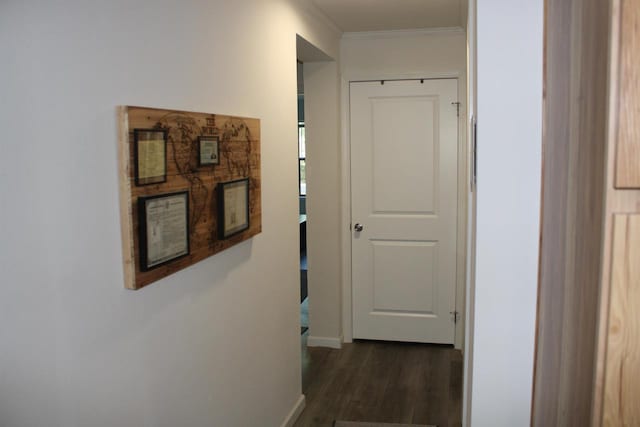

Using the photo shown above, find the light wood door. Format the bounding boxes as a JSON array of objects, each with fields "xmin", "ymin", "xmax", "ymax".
[
  {"xmin": 350, "ymin": 79, "xmax": 458, "ymax": 344},
  {"xmin": 532, "ymin": 0, "xmax": 640, "ymax": 424}
]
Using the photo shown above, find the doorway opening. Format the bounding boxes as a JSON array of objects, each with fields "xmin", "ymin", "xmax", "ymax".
[{"xmin": 294, "ymin": 23, "xmax": 468, "ymax": 425}]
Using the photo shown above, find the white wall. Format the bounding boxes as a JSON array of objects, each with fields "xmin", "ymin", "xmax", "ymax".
[
  {"xmin": 341, "ymin": 29, "xmax": 467, "ymax": 79},
  {"xmin": 340, "ymin": 30, "xmax": 468, "ymax": 347},
  {"xmin": 470, "ymin": 0, "xmax": 543, "ymax": 425},
  {"xmin": 0, "ymin": 1, "xmax": 339, "ymax": 426}
]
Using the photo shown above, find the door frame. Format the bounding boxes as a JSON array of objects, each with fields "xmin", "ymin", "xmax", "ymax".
[{"xmin": 340, "ymin": 71, "xmax": 468, "ymax": 349}]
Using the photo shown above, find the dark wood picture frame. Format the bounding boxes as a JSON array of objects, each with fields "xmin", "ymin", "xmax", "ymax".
[
  {"xmin": 198, "ymin": 135, "xmax": 220, "ymax": 166},
  {"xmin": 134, "ymin": 128, "xmax": 167, "ymax": 186},
  {"xmin": 217, "ymin": 178, "xmax": 250, "ymax": 239},
  {"xmin": 138, "ymin": 191, "xmax": 190, "ymax": 271}
]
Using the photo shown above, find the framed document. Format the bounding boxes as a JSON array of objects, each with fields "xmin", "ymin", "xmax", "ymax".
[
  {"xmin": 134, "ymin": 129, "xmax": 167, "ymax": 186},
  {"xmin": 198, "ymin": 136, "xmax": 220, "ymax": 166},
  {"xmin": 217, "ymin": 178, "xmax": 250, "ymax": 239},
  {"xmin": 138, "ymin": 191, "xmax": 190, "ymax": 271}
]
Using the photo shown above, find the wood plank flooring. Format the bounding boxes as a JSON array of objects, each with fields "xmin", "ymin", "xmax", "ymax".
[{"xmin": 296, "ymin": 337, "xmax": 462, "ymax": 427}]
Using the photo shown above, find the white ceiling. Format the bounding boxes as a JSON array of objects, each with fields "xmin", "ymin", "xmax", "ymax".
[{"xmin": 312, "ymin": 0, "xmax": 466, "ymax": 33}]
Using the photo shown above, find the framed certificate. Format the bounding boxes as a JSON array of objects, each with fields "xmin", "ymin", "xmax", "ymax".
[
  {"xmin": 198, "ymin": 136, "xmax": 220, "ymax": 166},
  {"xmin": 138, "ymin": 191, "xmax": 190, "ymax": 271},
  {"xmin": 134, "ymin": 129, "xmax": 167, "ymax": 186},
  {"xmin": 217, "ymin": 178, "xmax": 250, "ymax": 239}
]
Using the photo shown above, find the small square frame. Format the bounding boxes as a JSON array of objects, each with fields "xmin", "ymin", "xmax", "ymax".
[
  {"xmin": 138, "ymin": 190, "xmax": 190, "ymax": 271},
  {"xmin": 217, "ymin": 178, "xmax": 250, "ymax": 239},
  {"xmin": 198, "ymin": 135, "xmax": 220, "ymax": 166},
  {"xmin": 134, "ymin": 128, "xmax": 167, "ymax": 186}
]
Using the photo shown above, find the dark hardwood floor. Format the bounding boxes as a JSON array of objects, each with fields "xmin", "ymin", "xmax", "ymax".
[{"xmin": 296, "ymin": 335, "xmax": 462, "ymax": 427}]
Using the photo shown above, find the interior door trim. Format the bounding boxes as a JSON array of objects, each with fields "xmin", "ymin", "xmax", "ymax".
[{"xmin": 340, "ymin": 72, "xmax": 468, "ymax": 350}]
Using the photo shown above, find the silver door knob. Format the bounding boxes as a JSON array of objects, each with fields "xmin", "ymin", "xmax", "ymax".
[{"xmin": 354, "ymin": 223, "xmax": 364, "ymax": 232}]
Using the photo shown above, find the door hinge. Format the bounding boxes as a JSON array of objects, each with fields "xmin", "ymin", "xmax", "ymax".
[
  {"xmin": 450, "ymin": 311, "xmax": 460, "ymax": 323},
  {"xmin": 452, "ymin": 101, "xmax": 461, "ymax": 117}
]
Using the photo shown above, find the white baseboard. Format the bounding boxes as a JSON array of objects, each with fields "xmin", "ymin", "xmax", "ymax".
[
  {"xmin": 281, "ymin": 394, "xmax": 305, "ymax": 427},
  {"xmin": 307, "ymin": 335, "xmax": 343, "ymax": 349}
]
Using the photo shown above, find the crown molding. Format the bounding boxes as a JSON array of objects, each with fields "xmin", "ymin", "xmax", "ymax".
[{"xmin": 342, "ymin": 26, "xmax": 465, "ymax": 40}]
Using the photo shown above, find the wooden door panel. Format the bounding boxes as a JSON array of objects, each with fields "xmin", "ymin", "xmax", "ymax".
[
  {"xmin": 602, "ymin": 215, "xmax": 640, "ymax": 426},
  {"xmin": 615, "ymin": 0, "xmax": 640, "ymax": 188}
]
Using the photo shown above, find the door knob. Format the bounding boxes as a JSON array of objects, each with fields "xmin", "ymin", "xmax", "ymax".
[{"xmin": 354, "ymin": 223, "xmax": 364, "ymax": 232}]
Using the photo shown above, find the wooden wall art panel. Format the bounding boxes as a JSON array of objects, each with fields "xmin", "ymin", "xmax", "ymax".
[{"xmin": 118, "ymin": 106, "xmax": 261, "ymax": 290}]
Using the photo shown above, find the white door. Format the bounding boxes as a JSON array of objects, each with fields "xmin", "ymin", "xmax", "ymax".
[{"xmin": 351, "ymin": 79, "xmax": 458, "ymax": 344}]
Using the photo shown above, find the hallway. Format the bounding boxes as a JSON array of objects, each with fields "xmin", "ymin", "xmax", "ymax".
[{"xmin": 296, "ymin": 338, "xmax": 462, "ymax": 427}]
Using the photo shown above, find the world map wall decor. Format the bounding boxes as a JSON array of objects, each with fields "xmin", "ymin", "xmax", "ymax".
[{"xmin": 117, "ymin": 106, "xmax": 261, "ymax": 290}]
